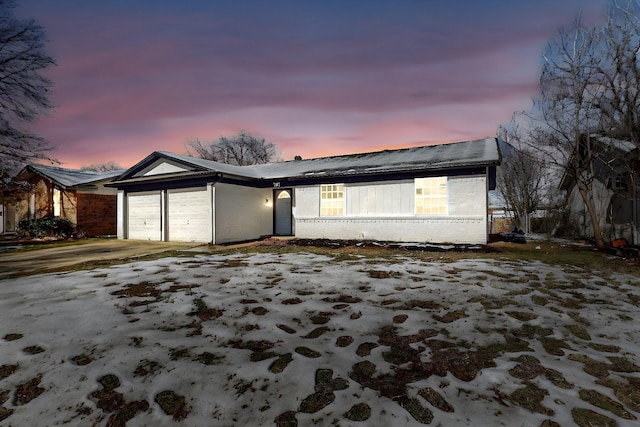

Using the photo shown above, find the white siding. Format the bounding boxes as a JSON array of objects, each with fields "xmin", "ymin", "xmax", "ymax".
[
  {"xmin": 167, "ymin": 188, "xmax": 212, "ymax": 243},
  {"xmin": 140, "ymin": 160, "xmax": 191, "ymax": 176},
  {"xmin": 116, "ymin": 190, "xmax": 125, "ymax": 239},
  {"xmin": 127, "ymin": 192, "xmax": 162, "ymax": 240},
  {"xmin": 213, "ymin": 183, "xmax": 273, "ymax": 244},
  {"xmin": 294, "ymin": 175, "xmax": 489, "ymax": 244},
  {"xmin": 346, "ymin": 181, "xmax": 413, "ymax": 216}
]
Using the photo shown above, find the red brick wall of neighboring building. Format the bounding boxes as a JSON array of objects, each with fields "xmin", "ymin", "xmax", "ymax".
[{"xmin": 77, "ymin": 193, "xmax": 117, "ymax": 236}]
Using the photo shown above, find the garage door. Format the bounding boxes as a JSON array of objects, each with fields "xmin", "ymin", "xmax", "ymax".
[
  {"xmin": 167, "ymin": 188, "xmax": 212, "ymax": 243},
  {"xmin": 127, "ymin": 192, "xmax": 162, "ymax": 241}
]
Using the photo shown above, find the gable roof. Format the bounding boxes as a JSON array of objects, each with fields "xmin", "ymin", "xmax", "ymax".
[
  {"xmin": 112, "ymin": 137, "xmax": 500, "ymax": 186},
  {"xmin": 16, "ymin": 164, "xmax": 125, "ymax": 189}
]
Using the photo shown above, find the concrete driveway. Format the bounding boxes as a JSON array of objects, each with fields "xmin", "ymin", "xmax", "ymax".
[{"xmin": 0, "ymin": 239, "xmax": 202, "ymax": 280}]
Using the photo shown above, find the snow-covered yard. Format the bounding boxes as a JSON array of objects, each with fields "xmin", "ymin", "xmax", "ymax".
[{"xmin": 1, "ymin": 249, "xmax": 639, "ymax": 426}]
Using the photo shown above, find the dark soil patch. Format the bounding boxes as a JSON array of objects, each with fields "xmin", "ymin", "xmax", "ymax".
[
  {"xmin": 508, "ymin": 355, "xmax": 573, "ymax": 389},
  {"xmin": 231, "ymin": 339, "xmax": 275, "ymax": 352},
  {"xmin": 274, "ymin": 410, "xmax": 298, "ymax": 426},
  {"xmin": 92, "ymin": 388, "xmax": 125, "ymax": 413},
  {"xmin": 418, "ymin": 387, "xmax": 454, "ymax": 412},
  {"xmin": 344, "ymin": 402, "xmax": 371, "ymax": 421},
  {"xmin": 508, "ymin": 381, "xmax": 554, "ymax": 416},
  {"xmin": 309, "ymin": 315, "xmax": 330, "ymax": 325},
  {"xmin": 155, "ymin": 390, "xmax": 190, "ymax": 420},
  {"xmin": 98, "ymin": 374, "xmax": 121, "ymax": 391},
  {"xmin": 589, "ymin": 343, "xmax": 620, "ymax": 353},
  {"xmin": 269, "ymin": 353, "xmax": 293, "ymax": 373},
  {"xmin": 367, "ymin": 270, "xmax": 402, "ymax": 279},
  {"xmin": 13, "ymin": 375, "xmax": 44, "ymax": 405},
  {"xmin": 468, "ymin": 297, "xmax": 517, "ymax": 310},
  {"xmin": 105, "ymin": 400, "xmax": 149, "ymax": 427},
  {"xmin": 568, "ymin": 354, "xmax": 612, "ymax": 379},
  {"xmin": 22, "ymin": 345, "xmax": 45, "ymax": 355},
  {"xmin": 3, "ymin": 333, "xmax": 23, "ymax": 341},
  {"xmin": 71, "ymin": 354, "xmax": 93, "ymax": 366},
  {"xmin": 336, "ymin": 336, "xmax": 354, "ymax": 347},
  {"xmin": 251, "ymin": 307, "xmax": 269, "ymax": 315},
  {"xmin": 276, "ymin": 324, "xmax": 297, "ymax": 334},
  {"xmin": 169, "ymin": 348, "xmax": 191, "ymax": 361},
  {"xmin": 315, "ymin": 369, "xmax": 349, "ymax": 393},
  {"xmin": 295, "ymin": 347, "xmax": 321, "ymax": 358},
  {"xmin": 302, "ymin": 326, "xmax": 331, "ymax": 339},
  {"xmin": 321, "ymin": 295, "xmax": 362, "ymax": 304},
  {"xmin": 597, "ymin": 377, "xmax": 640, "ymax": 413},
  {"xmin": 240, "ymin": 298, "xmax": 259, "ymax": 304},
  {"xmin": 250, "ymin": 351, "xmax": 278, "ymax": 362},
  {"xmin": 217, "ymin": 260, "xmax": 249, "ymax": 268},
  {"xmin": 111, "ymin": 281, "xmax": 160, "ymax": 299},
  {"xmin": 433, "ymin": 309, "xmax": 467, "ymax": 323},
  {"xmin": 566, "ymin": 324, "xmax": 591, "ymax": 340},
  {"xmin": 188, "ymin": 298, "xmax": 223, "ymax": 320},
  {"xmin": 356, "ymin": 342, "xmax": 379, "ymax": 357},
  {"xmin": 393, "ymin": 314, "xmax": 408, "ymax": 323},
  {"xmin": 399, "ymin": 299, "xmax": 442, "ymax": 310},
  {"xmin": 0, "ymin": 364, "xmax": 19, "ymax": 381},
  {"xmin": 193, "ymin": 351, "xmax": 225, "ymax": 365},
  {"xmin": 299, "ymin": 392, "xmax": 335, "ymax": 413},
  {"xmin": 505, "ymin": 311, "xmax": 538, "ymax": 321},
  {"xmin": 133, "ymin": 359, "xmax": 162, "ymax": 377},
  {"xmin": 571, "ymin": 407, "xmax": 617, "ymax": 427},
  {"xmin": 579, "ymin": 388, "xmax": 636, "ymax": 420},
  {"xmin": 281, "ymin": 298, "xmax": 302, "ymax": 305},
  {"xmin": 0, "ymin": 406, "xmax": 14, "ymax": 422},
  {"xmin": 540, "ymin": 337, "xmax": 573, "ymax": 356},
  {"xmin": 399, "ymin": 397, "xmax": 434, "ymax": 424}
]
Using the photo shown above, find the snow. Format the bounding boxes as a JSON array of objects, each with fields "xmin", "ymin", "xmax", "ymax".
[{"xmin": 1, "ymin": 251, "xmax": 639, "ymax": 426}]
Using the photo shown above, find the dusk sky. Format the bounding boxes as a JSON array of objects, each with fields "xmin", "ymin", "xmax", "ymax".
[{"xmin": 17, "ymin": 0, "xmax": 610, "ymax": 169}]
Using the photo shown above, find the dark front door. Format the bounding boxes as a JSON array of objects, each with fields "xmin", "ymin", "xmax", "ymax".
[{"xmin": 274, "ymin": 189, "xmax": 292, "ymax": 235}]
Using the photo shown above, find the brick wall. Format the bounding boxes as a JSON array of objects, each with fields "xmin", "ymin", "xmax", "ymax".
[{"xmin": 77, "ymin": 193, "xmax": 117, "ymax": 236}]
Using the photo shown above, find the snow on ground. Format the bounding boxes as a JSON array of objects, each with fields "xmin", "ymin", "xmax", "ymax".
[{"xmin": 1, "ymin": 251, "xmax": 639, "ymax": 426}]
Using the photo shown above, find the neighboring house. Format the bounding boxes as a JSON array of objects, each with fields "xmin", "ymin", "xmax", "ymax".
[
  {"xmin": 1, "ymin": 165, "xmax": 124, "ymax": 236},
  {"xmin": 560, "ymin": 138, "xmax": 640, "ymax": 244},
  {"xmin": 107, "ymin": 138, "xmax": 501, "ymax": 245}
]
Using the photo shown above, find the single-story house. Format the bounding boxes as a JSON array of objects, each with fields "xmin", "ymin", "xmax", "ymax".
[
  {"xmin": 108, "ymin": 137, "xmax": 501, "ymax": 245},
  {"xmin": 1, "ymin": 165, "xmax": 123, "ymax": 236},
  {"xmin": 560, "ymin": 137, "xmax": 640, "ymax": 245}
]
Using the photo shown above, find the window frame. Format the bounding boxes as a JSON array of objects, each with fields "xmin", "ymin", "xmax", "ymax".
[
  {"xmin": 414, "ymin": 177, "xmax": 447, "ymax": 215},
  {"xmin": 320, "ymin": 184, "xmax": 345, "ymax": 216}
]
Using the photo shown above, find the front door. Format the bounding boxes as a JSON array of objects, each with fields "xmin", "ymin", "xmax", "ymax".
[{"xmin": 274, "ymin": 189, "xmax": 292, "ymax": 235}]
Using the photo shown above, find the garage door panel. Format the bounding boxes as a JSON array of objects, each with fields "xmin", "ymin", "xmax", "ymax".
[
  {"xmin": 128, "ymin": 193, "xmax": 161, "ymax": 241},
  {"xmin": 168, "ymin": 188, "xmax": 211, "ymax": 243}
]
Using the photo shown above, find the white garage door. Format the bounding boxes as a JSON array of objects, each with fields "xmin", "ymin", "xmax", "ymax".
[
  {"xmin": 127, "ymin": 192, "xmax": 162, "ymax": 241},
  {"xmin": 167, "ymin": 188, "xmax": 211, "ymax": 243}
]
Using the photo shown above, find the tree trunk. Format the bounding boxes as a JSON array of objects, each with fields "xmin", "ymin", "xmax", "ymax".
[{"xmin": 577, "ymin": 185, "xmax": 606, "ymax": 248}]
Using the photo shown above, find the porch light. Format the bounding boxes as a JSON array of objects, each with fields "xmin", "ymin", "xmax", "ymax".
[{"xmin": 265, "ymin": 198, "xmax": 272, "ymax": 207}]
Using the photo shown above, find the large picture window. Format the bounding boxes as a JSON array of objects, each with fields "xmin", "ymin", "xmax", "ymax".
[
  {"xmin": 415, "ymin": 177, "xmax": 447, "ymax": 215},
  {"xmin": 320, "ymin": 184, "xmax": 344, "ymax": 216}
]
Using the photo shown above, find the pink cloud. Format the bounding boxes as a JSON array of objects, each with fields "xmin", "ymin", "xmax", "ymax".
[{"xmin": 19, "ymin": 0, "xmax": 609, "ymax": 168}]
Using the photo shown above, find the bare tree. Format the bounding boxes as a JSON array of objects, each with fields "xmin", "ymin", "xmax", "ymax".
[
  {"xmin": 496, "ymin": 125, "xmax": 554, "ymax": 234},
  {"xmin": 80, "ymin": 161, "xmax": 123, "ymax": 172},
  {"xmin": 0, "ymin": 0, "xmax": 56, "ymax": 184},
  {"xmin": 186, "ymin": 131, "xmax": 277, "ymax": 166},
  {"xmin": 598, "ymin": 1, "xmax": 640, "ymax": 149},
  {"xmin": 528, "ymin": 17, "xmax": 612, "ymax": 248}
]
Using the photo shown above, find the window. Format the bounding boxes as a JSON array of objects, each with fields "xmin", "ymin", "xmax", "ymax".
[
  {"xmin": 415, "ymin": 177, "xmax": 447, "ymax": 215},
  {"xmin": 608, "ymin": 175, "xmax": 629, "ymax": 193},
  {"xmin": 320, "ymin": 184, "xmax": 344, "ymax": 216},
  {"xmin": 53, "ymin": 188, "xmax": 61, "ymax": 217}
]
